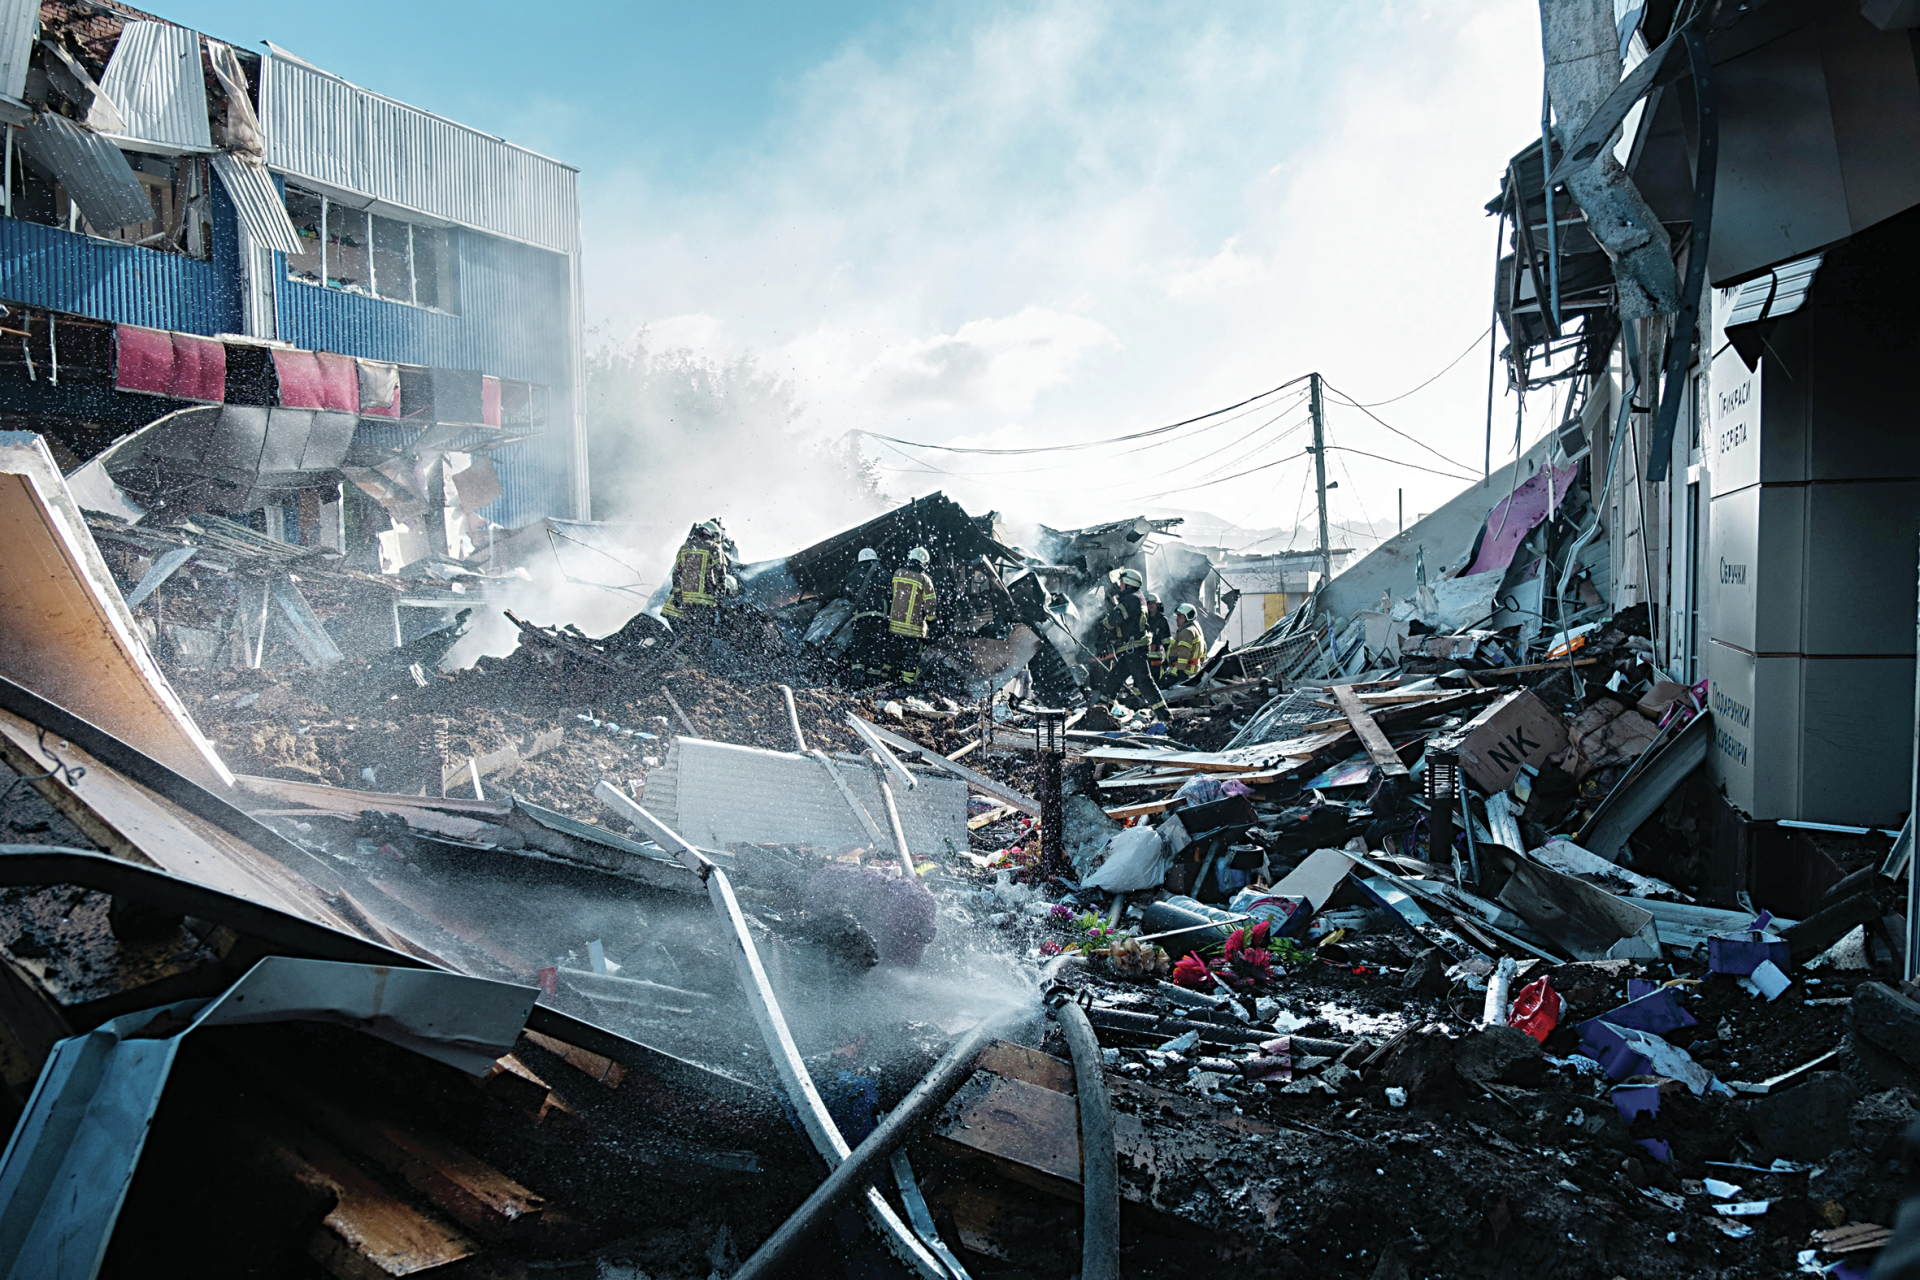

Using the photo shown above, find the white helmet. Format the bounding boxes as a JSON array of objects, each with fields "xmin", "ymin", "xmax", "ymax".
[
  {"xmin": 695, "ymin": 520, "xmax": 721, "ymax": 538},
  {"xmin": 857, "ymin": 547, "xmax": 878, "ymax": 563},
  {"xmin": 1118, "ymin": 568, "xmax": 1143, "ymax": 588},
  {"xmin": 1175, "ymin": 602, "xmax": 1197, "ymax": 620},
  {"xmin": 907, "ymin": 546, "xmax": 931, "ymax": 566}
]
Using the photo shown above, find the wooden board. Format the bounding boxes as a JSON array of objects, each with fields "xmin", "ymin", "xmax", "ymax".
[
  {"xmin": 1331, "ymin": 684, "xmax": 1409, "ymax": 779},
  {"xmin": 0, "ymin": 439, "xmax": 229, "ymax": 788},
  {"xmin": 0, "ymin": 707, "xmax": 359, "ymax": 932}
]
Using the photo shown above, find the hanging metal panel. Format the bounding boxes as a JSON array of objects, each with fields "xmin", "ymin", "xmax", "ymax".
[
  {"xmin": 15, "ymin": 113, "xmax": 152, "ymax": 230},
  {"xmin": 96, "ymin": 21, "xmax": 212, "ymax": 154},
  {"xmin": 210, "ymin": 154, "xmax": 302, "ymax": 255},
  {"xmin": 0, "ymin": 0, "xmax": 34, "ymax": 103},
  {"xmin": 260, "ymin": 56, "xmax": 578, "ymax": 254}
]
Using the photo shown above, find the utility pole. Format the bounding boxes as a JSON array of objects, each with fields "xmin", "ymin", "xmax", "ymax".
[
  {"xmin": 1398, "ymin": 489, "xmax": 1404, "ymax": 535},
  {"xmin": 1309, "ymin": 372, "xmax": 1331, "ymax": 582}
]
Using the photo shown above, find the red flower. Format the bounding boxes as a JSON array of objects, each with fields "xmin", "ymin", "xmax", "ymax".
[
  {"xmin": 1224, "ymin": 927, "xmax": 1246, "ymax": 958},
  {"xmin": 1039, "ymin": 940, "xmax": 1063, "ymax": 956},
  {"xmin": 1249, "ymin": 920, "xmax": 1272, "ymax": 949},
  {"xmin": 1171, "ymin": 952, "xmax": 1214, "ymax": 989}
]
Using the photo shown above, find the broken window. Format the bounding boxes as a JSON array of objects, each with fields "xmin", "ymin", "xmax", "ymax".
[
  {"xmin": 285, "ymin": 187, "xmax": 324, "ymax": 283},
  {"xmin": 4, "ymin": 137, "xmax": 211, "ymax": 259},
  {"xmin": 325, "ymin": 201, "xmax": 370, "ymax": 293},
  {"xmin": 282, "ymin": 184, "xmax": 459, "ymax": 312},
  {"xmin": 370, "ymin": 214, "xmax": 411, "ymax": 302}
]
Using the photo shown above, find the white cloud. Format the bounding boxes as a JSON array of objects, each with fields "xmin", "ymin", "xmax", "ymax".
[
  {"xmin": 1165, "ymin": 236, "xmax": 1266, "ymax": 300},
  {"xmin": 874, "ymin": 307, "xmax": 1117, "ymax": 413},
  {"xmin": 579, "ymin": 0, "xmax": 1545, "ymax": 532}
]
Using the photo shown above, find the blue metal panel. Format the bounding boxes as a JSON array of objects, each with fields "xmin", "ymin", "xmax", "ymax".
[
  {"xmin": 273, "ymin": 225, "xmax": 574, "ymax": 528},
  {"xmin": 0, "ymin": 204, "xmax": 237, "ymax": 335}
]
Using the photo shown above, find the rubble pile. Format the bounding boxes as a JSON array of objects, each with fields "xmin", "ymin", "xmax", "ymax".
[{"xmin": 1, "ymin": 399, "xmax": 1918, "ymax": 1279}]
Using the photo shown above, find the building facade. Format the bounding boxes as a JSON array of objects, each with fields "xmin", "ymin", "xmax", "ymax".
[{"xmin": 0, "ymin": 0, "xmax": 584, "ymax": 565}]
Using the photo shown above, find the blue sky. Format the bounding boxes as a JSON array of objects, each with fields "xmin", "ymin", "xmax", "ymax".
[{"xmin": 162, "ymin": 0, "xmax": 1548, "ymax": 548}]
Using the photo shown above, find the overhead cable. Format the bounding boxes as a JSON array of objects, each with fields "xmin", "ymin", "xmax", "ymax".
[{"xmin": 845, "ymin": 373, "xmax": 1312, "ymax": 456}]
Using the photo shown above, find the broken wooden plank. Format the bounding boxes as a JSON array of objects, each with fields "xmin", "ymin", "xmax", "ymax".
[
  {"xmin": 1331, "ymin": 684, "xmax": 1409, "ymax": 783},
  {"xmin": 248, "ymin": 1099, "xmax": 481, "ymax": 1279},
  {"xmin": 0, "ymin": 709, "xmax": 361, "ymax": 932},
  {"xmin": 967, "ymin": 804, "xmax": 1017, "ymax": 830},
  {"xmin": 251, "ymin": 1066, "xmax": 546, "ymax": 1239}
]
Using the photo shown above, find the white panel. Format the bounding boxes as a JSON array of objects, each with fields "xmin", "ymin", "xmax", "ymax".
[
  {"xmin": 97, "ymin": 22, "xmax": 212, "ymax": 154},
  {"xmin": 0, "ymin": 0, "xmax": 34, "ymax": 103},
  {"xmin": 657, "ymin": 738, "xmax": 966, "ymax": 855},
  {"xmin": 1707, "ymin": 346, "xmax": 1763, "ymax": 494},
  {"xmin": 1706, "ymin": 641, "xmax": 1800, "ymax": 820},
  {"xmin": 260, "ymin": 55, "xmax": 578, "ymax": 255}
]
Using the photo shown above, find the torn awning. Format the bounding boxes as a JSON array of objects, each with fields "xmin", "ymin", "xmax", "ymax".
[
  {"xmin": 210, "ymin": 152, "xmax": 303, "ymax": 255},
  {"xmin": 272, "ymin": 348, "xmax": 359, "ymax": 411},
  {"xmin": 113, "ymin": 325, "xmax": 226, "ymax": 402},
  {"xmin": 14, "ymin": 111, "xmax": 153, "ymax": 231},
  {"xmin": 1462, "ymin": 462, "xmax": 1580, "ymax": 578},
  {"xmin": 95, "ymin": 20, "xmax": 212, "ymax": 154}
]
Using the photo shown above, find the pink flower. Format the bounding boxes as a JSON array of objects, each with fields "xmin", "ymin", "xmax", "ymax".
[
  {"xmin": 1171, "ymin": 952, "xmax": 1213, "ymax": 989},
  {"xmin": 1223, "ymin": 927, "xmax": 1246, "ymax": 958},
  {"xmin": 1040, "ymin": 940, "xmax": 1063, "ymax": 956},
  {"xmin": 1248, "ymin": 920, "xmax": 1272, "ymax": 949}
]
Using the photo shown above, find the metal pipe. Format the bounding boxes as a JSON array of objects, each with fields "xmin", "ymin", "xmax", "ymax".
[
  {"xmin": 731, "ymin": 1006, "xmax": 1018, "ymax": 1280},
  {"xmin": 777, "ymin": 684, "xmax": 808, "ymax": 753},
  {"xmin": 871, "ymin": 754, "xmax": 917, "ymax": 877},
  {"xmin": 1047, "ymin": 991, "xmax": 1119, "ymax": 1280},
  {"xmin": 593, "ymin": 789, "xmax": 947, "ymax": 1277}
]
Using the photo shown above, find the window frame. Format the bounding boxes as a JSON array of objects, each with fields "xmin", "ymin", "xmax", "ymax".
[{"xmin": 282, "ymin": 183, "xmax": 457, "ymax": 313}]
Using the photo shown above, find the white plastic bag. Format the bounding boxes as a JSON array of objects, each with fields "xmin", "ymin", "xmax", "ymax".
[{"xmin": 1084, "ymin": 825, "xmax": 1170, "ymax": 893}]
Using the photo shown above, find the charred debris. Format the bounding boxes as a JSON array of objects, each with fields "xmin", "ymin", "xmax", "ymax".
[
  {"xmin": 5, "ymin": 0, "xmax": 1920, "ymax": 1277},
  {"xmin": 0, "ymin": 409, "xmax": 1911, "ymax": 1280}
]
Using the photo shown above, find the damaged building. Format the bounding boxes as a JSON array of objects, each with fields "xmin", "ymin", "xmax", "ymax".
[{"xmin": 9, "ymin": 0, "xmax": 1920, "ymax": 1278}]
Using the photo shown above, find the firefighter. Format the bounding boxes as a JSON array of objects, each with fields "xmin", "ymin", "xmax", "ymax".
[
  {"xmin": 1165, "ymin": 602, "xmax": 1207, "ymax": 681},
  {"xmin": 662, "ymin": 520, "xmax": 728, "ymax": 637},
  {"xmin": 1144, "ymin": 593, "xmax": 1171, "ymax": 684},
  {"xmin": 885, "ymin": 546, "xmax": 936, "ymax": 685},
  {"xmin": 844, "ymin": 547, "xmax": 888, "ymax": 680},
  {"xmin": 1091, "ymin": 567, "xmax": 1166, "ymax": 718}
]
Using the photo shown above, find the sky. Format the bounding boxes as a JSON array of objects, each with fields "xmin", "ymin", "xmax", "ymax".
[{"xmin": 165, "ymin": 0, "xmax": 1552, "ymax": 556}]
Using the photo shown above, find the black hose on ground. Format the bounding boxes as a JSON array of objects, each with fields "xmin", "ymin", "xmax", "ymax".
[{"xmin": 1048, "ymin": 986, "xmax": 1120, "ymax": 1280}]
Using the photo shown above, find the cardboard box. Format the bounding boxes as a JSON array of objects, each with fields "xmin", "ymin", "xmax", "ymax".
[{"xmin": 1456, "ymin": 689, "xmax": 1570, "ymax": 793}]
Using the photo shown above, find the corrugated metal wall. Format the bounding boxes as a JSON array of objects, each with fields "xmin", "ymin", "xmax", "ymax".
[
  {"xmin": 272, "ymin": 227, "xmax": 575, "ymax": 526},
  {"xmin": 0, "ymin": 183, "xmax": 241, "ymax": 334},
  {"xmin": 259, "ymin": 58, "xmax": 579, "ymax": 256}
]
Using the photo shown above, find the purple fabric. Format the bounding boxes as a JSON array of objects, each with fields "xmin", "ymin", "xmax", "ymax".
[
  {"xmin": 1612, "ymin": 1084, "xmax": 1661, "ymax": 1123},
  {"xmin": 1627, "ymin": 978, "xmax": 1660, "ymax": 1002},
  {"xmin": 803, "ymin": 863, "xmax": 938, "ymax": 966},
  {"xmin": 1463, "ymin": 462, "xmax": 1580, "ymax": 577},
  {"xmin": 1577, "ymin": 989, "xmax": 1697, "ymax": 1079},
  {"xmin": 1636, "ymin": 1138, "xmax": 1671, "ymax": 1163}
]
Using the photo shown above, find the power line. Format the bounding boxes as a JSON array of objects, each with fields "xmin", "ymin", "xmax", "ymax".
[
  {"xmin": 1320, "ymin": 381, "xmax": 1483, "ymax": 474},
  {"xmin": 846, "ymin": 373, "xmax": 1313, "ymax": 456},
  {"xmin": 1325, "ymin": 444, "xmax": 1478, "ymax": 482},
  {"xmin": 1344, "ymin": 325, "xmax": 1494, "ymax": 407}
]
